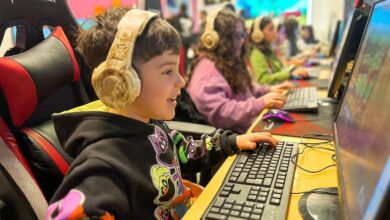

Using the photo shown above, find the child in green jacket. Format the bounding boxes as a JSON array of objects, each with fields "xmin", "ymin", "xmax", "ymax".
[{"xmin": 248, "ymin": 16, "xmax": 308, "ymax": 85}]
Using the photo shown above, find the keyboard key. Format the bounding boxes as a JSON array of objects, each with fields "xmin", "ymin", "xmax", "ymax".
[
  {"xmin": 233, "ymin": 205, "xmax": 242, "ymax": 211},
  {"xmin": 259, "ymin": 191, "xmax": 268, "ymax": 197},
  {"xmin": 210, "ymin": 207, "xmax": 220, "ymax": 213},
  {"xmin": 247, "ymin": 195, "xmax": 257, "ymax": 201},
  {"xmin": 250, "ymin": 214, "xmax": 261, "ymax": 219},
  {"xmin": 235, "ymin": 201, "xmax": 244, "ymax": 206},
  {"xmin": 272, "ymin": 193, "xmax": 282, "ymax": 199},
  {"xmin": 263, "ymin": 178, "xmax": 272, "ymax": 186},
  {"xmin": 224, "ymin": 204, "xmax": 232, "ymax": 209},
  {"xmin": 270, "ymin": 198, "xmax": 281, "ymax": 205},
  {"xmin": 220, "ymin": 190, "xmax": 229, "ymax": 197},
  {"xmin": 242, "ymin": 207, "xmax": 252, "ymax": 213},
  {"xmin": 253, "ymin": 208, "xmax": 263, "ymax": 215},
  {"xmin": 257, "ymin": 196, "xmax": 267, "ymax": 203},
  {"xmin": 237, "ymin": 173, "xmax": 248, "ymax": 182},
  {"xmin": 241, "ymin": 212, "xmax": 250, "ymax": 218},
  {"xmin": 206, "ymin": 213, "xmax": 226, "ymax": 220},
  {"xmin": 230, "ymin": 210, "xmax": 240, "ymax": 217},
  {"xmin": 275, "ymin": 183, "xmax": 284, "ymax": 189},
  {"xmin": 220, "ymin": 209, "xmax": 229, "ymax": 215}
]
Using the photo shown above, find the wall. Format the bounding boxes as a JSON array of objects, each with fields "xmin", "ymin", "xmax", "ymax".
[
  {"xmin": 310, "ymin": 0, "xmax": 345, "ymax": 43},
  {"xmin": 67, "ymin": 0, "xmax": 137, "ymax": 18}
]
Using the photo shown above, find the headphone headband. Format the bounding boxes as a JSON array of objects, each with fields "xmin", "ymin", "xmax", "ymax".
[
  {"xmin": 106, "ymin": 9, "xmax": 157, "ymax": 71},
  {"xmin": 92, "ymin": 9, "xmax": 158, "ymax": 109},
  {"xmin": 251, "ymin": 15, "xmax": 265, "ymax": 43}
]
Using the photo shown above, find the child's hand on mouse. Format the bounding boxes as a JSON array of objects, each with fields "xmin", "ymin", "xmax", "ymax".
[
  {"xmin": 236, "ymin": 132, "xmax": 278, "ymax": 150},
  {"xmin": 262, "ymin": 92, "xmax": 287, "ymax": 109},
  {"xmin": 291, "ymin": 67, "xmax": 309, "ymax": 79}
]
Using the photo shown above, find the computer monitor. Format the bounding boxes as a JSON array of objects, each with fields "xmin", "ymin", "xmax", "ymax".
[
  {"xmin": 327, "ymin": 5, "xmax": 371, "ymax": 99},
  {"xmin": 334, "ymin": 0, "xmax": 390, "ymax": 219},
  {"xmin": 328, "ymin": 20, "xmax": 343, "ymax": 58}
]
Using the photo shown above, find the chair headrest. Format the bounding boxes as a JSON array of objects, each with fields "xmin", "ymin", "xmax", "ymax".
[
  {"xmin": 0, "ymin": 0, "xmax": 78, "ymax": 49},
  {"xmin": 0, "ymin": 27, "xmax": 80, "ymax": 127}
]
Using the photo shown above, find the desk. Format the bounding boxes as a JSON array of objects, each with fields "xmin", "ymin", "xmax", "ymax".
[{"xmin": 183, "ymin": 68, "xmax": 338, "ymax": 220}]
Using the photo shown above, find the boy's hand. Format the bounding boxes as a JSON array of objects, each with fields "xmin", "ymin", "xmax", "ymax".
[{"xmin": 236, "ymin": 132, "xmax": 278, "ymax": 150}]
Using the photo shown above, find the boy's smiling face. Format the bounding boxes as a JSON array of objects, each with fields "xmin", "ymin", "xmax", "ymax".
[{"xmin": 128, "ymin": 51, "xmax": 185, "ymax": 122}]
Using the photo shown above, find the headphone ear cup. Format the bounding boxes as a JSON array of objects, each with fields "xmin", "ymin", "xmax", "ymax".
[
  {"xmin": 251, "ymin": 28, "xmax": 264, "ymax": 43},
  {"xmin": 92, "ymin": 62, "xmax": 141, "ymax": 109},
  {"xmin": 201, "ymin": 30, "xmax": 219, "ymax": 50}
]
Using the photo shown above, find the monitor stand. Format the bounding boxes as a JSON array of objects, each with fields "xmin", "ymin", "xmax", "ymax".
[{"xmin": 298, "ymin": 187, "xmax": 339, "ymax": 220}]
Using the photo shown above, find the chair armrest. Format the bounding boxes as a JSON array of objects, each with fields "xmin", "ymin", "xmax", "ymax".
[{"xmin": 164, "ymin": 121, "xmax": 216, "ymax": 138}]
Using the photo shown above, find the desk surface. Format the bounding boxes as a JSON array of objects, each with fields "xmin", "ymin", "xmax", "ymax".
[{"xmin": 183, "ymin": 67, "xmax": 338, "ymax": 220}]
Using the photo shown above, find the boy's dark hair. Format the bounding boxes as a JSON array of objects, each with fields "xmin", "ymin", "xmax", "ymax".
[
  {"xmin": 189, "ymin": 9, "xmax": 252, "ymax": 94},
  {"xmin": 76, "ymin": 7, "xmax": 182, "ymax": 70}
]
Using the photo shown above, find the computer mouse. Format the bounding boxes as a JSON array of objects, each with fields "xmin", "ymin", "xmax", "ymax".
[{"xmin": 262, "ymin": 109, "xmax": 295, "ymax": 123}]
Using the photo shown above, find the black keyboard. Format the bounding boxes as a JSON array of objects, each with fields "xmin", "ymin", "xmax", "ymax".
[
  {"xmin": 283, "ymin": 87, "xmax": 318, "ymax": 112},
  {"xmin": 203, "ymin": 141, "xmax": 298, "ymax": 220}
]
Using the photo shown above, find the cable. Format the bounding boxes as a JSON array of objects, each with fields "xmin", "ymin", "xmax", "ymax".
[
  {"xmin": 291, "ymin": 189, "xmax": 338, "ymax": 196},
  {"xmin": 291, "ymin": 153, "xmax": 336, "ymax": 173},
  {"xmin": 331, "ymin": 154, "xmax": 336, "ymax": 162},
  {"xmin": 289, "ymin": 133, "xmax": 336, "ymax": 173},
  {"xmin": 300, "ymin": 133, "xmax": 335, "ymax": 149},
  {"xmin": 301, "ymin": 133, "xmax": 334, "ymax": 141}
]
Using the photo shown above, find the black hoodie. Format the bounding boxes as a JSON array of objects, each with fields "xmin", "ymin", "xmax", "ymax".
[{"xmin": 46, "ymin": 111, "xmax": 238, "ymax": 219}]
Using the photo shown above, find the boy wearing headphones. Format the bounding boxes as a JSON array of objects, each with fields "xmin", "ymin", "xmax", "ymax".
[
  {"xmin": 46, "ymin": 8, "xmax": 278, "ymax": 219},
  {"xmin": 249, "ymin": 16, "xmax": 308, "ymax": 85}
]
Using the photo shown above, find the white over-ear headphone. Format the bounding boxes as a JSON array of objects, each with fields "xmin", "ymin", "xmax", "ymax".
[
  {"xmin": 200, "ymin": 8, "xmax": 222, "ymax": 50},
  {"xmin": 251, "ymin": 16, "xmax": 265, "ymax": 43},
  {"xmin": 92, "ymin": 9, "xmax": 158, "ymax": 109}
]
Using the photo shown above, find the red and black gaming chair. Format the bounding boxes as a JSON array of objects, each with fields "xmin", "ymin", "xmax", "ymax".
[
  {"xmin": 0, "ymin": 26, "xmax": 90, "ymax": 200},
  {"xmin": 0, "ymin": 0, "xmax": 78, "ymax": 54}
]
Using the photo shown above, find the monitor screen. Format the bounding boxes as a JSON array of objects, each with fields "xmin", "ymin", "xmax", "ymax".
[
  {"xmin": 335, "ymin": 0, "xmax": 390, "ymax": 219},
  {"xmin": 327, "ymin": 6, "xmax": 370, "ymax": 98}
]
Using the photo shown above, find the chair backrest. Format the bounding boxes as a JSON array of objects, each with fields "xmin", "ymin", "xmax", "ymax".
[
  {"xmin": 0, "ymin": 26, "xmax": 87, "ymax": 128},
  {"xmin": 0, "ymin": 26, "xmax": 88, "ymax": 200},
  {"xmin": 0, "ymin": 0, "xmax": 78, "ymax": 52}
]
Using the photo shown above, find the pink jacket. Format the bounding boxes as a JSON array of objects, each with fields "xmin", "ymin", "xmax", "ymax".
[{"xmin": 187, "ymin": 58, "xmax": 270, "ymax": 133}]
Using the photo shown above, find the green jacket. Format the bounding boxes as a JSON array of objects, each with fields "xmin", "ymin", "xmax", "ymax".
[{"xmin": 250, "ymin": 47, "xmax": 290, "ymax": 85}]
